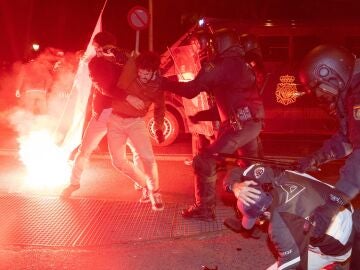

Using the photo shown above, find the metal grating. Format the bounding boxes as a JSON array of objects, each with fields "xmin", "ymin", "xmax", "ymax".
[{"xmin": 0, "ymin": 194, "xmax": 233, "ymax": 247}]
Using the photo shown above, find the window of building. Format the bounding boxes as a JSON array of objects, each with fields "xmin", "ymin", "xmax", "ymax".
[{"xmin": 259, "ymin": 36, "xmax": 289, "ymax": 62}]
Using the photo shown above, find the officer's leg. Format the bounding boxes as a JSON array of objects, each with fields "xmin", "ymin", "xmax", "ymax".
[
  {"xmin": 217, "ymin": 121, "xmax": 262, "ymax": 190},
  {"xmin": 181, "ymin": 151, "xmax": 217, "ymax": 221},
  {"xmin": 181, "ymin": 126, "xmax": 237, "ymax": 221},
  {"xmin": 182, "ymin": 126, "xmax": 243, "ymax": 220},
  {"xmin": 182, "ymin": 121, "xmax": 262, "ymax": 221},
  {"xmin": 193, "ymin": 152, "xmax": 217, "ymax": 207},
  {"xmin": 220, "ymin": 122, "xmax": 262, "ymax": 229}
]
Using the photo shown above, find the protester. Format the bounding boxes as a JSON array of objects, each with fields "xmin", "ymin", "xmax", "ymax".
[
  {"xmin": 61, "ymin": 31, "xmax": 131, "ymax": 197},
  {"xmin": 15, "ymin": 48, "xmax": 62, "ymax": 114},
  {"xmin": 87, "ymin": 49, "xmax": 166, "ymax": 211}
]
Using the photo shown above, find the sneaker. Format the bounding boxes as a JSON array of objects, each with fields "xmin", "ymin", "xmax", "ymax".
[
  {"xmin": 181, "ymin": 204, "xmax": 215, "ymax": 221},
  {"xmin": 60, "ymin": 184, "xmax": 80, "ymax": 198},
  {"xmin": 139, "ymin": 187, "xmax": 150, "ymax": 203},
  {"xmin": 134, "ymin": 182, "xmax": 142, "ymax": 191},
  {"xmin": 149, "ymin": 191, "xmax": 164, "ymax": 211}
]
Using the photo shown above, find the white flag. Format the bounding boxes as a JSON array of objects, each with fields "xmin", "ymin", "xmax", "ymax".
[{"xmin": 60, "ymin": 0, "xmax": 108, "ymax": 155}]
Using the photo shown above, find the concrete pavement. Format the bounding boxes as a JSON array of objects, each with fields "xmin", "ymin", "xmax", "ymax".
[
  {"xmin": 0, "ymin": 155, "xmax": 276, "ymax": 270},
  {"xmin": 0, "ymin": 127, "xmax": 355, "ymax": 270}
]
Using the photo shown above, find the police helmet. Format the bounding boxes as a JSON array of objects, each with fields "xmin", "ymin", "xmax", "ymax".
[
  {"xmin": 239, "ymin": 34, "xmax": 262, "ymax": 58},
  {"xmin": 211, "ymin": 28, "xmax": 240, "ymax": 55},
  {"xmin": 191, "ymin": 30, "xmax": 214, "ymax": 62},
  {"xmin": 299, "ymin": 44, "xmax": 355, "ymax": 99}
]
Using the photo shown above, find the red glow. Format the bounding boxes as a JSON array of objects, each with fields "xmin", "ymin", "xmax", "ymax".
[{"xmin": 18, "ymin": 128, "xmax": 71, "ymax": 190}]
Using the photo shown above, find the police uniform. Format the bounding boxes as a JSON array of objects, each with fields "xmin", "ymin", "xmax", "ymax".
[
  {"xmin": 236, "ymin": 165, "xmax": 354, "ymax": 270},
  {"xmin": 296, "ymin": 45, "xmax": 360, "ymax": 269},
  {"xmin": 164, "ymin": 45, "xmax": 264, "ymax": 218},
  {"xmin": 335, "ymin": 68, "xmax": 360, "ymax": 199}
]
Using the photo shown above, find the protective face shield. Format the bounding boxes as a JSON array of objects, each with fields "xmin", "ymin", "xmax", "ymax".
[
  {"xmin": 239, "ymin": 34, "xmax": 262, "ymax": 58},
  {"xmin": 299, "ymin": 45, "xmax": 355, "ymax": 113},
  {"xmin": 191, "ymin": 31, "xmax": 214, "ymax": 63},
  {"xmin": 211, "ymin": 28, "xmax": 240, "ymax": 55}
]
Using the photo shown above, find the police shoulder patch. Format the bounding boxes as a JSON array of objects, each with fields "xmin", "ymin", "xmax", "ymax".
[
  {"xmin": 353, "ymin": 105, "xmax": 360, "ymax": 120},
  {"xmin": 253, "ymin": 166, "xmax": 265, "ymax": 179}
]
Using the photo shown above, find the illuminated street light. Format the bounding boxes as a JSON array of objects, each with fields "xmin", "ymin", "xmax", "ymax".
[
  {"xmin": 32, "ymin": 43, "xmax": 40, "ymax": 51},
  {"xmin": 198, "ymin": 18, "xmax": 205, "ymax": 27}
]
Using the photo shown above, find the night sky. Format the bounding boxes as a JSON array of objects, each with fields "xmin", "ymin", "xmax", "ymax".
[{"xmin": 1, "ymin": 0, "xmax": 360, "ymax": 63}]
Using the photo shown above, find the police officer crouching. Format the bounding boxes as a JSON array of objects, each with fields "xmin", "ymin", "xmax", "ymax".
[
  {"xmin": 230, "ymin": 164, "xmax": 356, "ymax": 270},
  {"xmin": 296, "ymin": 44, "xmax": 360, "ymax": 269}
]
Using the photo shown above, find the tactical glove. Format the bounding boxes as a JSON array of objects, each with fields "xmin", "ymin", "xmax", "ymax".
[
  {"xmin": 296, "ymin": 155, "xmax": 319, "ymax": 173},
  {"xmin": 304, "ymin": 190, "xmax": 349, "ymax": 241}
]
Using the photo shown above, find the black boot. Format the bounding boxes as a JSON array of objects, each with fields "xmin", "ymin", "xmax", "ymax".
[
  {"xmin": 223, "ymin": 217, "xmax": 263, "ymax": 239},
  {"xmin": 181, "ymin": 204, "xmax": 215, "ymax": 221},
  {"xmin": 223, "ymin": 217, "xmax": 243, "ymax": 233}
]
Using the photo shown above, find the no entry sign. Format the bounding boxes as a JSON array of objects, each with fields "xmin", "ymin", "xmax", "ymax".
[{"xmin": 127, "ymin": 6, "xmax": 150, "ymax": 31}]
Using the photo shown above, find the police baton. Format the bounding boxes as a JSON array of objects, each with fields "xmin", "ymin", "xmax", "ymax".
[{"xmin": 212, "ymin": 153, "xmax": 297, "ymax": 169}]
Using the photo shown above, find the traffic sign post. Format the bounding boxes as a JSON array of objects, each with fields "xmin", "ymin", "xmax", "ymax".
[{"xmin": 127, "ymin": 6, "xmax": 150, "ymax": 54}]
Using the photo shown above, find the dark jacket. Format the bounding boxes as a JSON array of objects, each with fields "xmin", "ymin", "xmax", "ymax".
[
  {"xmin": 91, "ymin": 89, "xmax": 112, "ymax": 115},
  {"xmin": 88, "ymin": 50, "xmax": 128, "ymax": 115},
  {"xmin": 163, "ymin": 46, "xmax": 264, "ymax": 123},
  {"xmin": 88, "ymin": 54, "xmax": 165, "ymax": 130},
  {"xmin": 112, "ymin": 76, "xmax": 165, "ymax": 130},
  {"xmin": 308, "ymin": 67, "xmax": 360, "ymax": 199}
]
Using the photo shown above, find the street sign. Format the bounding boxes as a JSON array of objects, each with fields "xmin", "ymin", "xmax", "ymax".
[{"xmin": 127, "ymin": 6, "xmax": 150, "ymax": 31}]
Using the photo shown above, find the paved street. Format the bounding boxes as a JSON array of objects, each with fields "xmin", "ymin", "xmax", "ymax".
[
  {"xmin": 0, "ymin": 153, "xmax": 275, "ymax": 270},
  {"xmin": 0, "ymin": 144, "xmax": 354, "ymax": 270},
  {"xmin": 0, "ymin": 124, "xmax": 357, "ymax": 270}
]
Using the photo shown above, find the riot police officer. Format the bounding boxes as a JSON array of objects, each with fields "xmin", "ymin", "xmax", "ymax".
[
  {"xmin": 297, "ymin": 44, "xmax": 360, "ymax": 268},
  {"xmin": 163, "ymin": 28, "xmax": 264, "ymax": 220}
]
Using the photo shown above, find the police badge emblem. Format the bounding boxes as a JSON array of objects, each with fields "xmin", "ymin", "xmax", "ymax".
[{"xmin": 354, "ymin": 105, "xmax": 360, "ymax": 120}]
